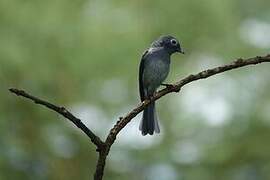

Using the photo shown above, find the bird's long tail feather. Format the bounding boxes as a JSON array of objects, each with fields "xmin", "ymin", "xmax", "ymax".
[{"xmin": 139, "ymin": 102, "xmax": 160, "ymax": 135}]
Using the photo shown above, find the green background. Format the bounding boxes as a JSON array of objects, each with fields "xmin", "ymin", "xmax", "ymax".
[{"xmin": 1, "ymin": 0, "xmax": 270, "ymax": 179}]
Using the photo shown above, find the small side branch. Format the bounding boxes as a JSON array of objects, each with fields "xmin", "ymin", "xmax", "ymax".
[{"xmin": 9, "ymin": 88, "xmax": 105, "ymax": 149}]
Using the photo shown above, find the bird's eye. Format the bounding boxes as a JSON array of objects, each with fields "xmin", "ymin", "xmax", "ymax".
[{"xmin": 170, "ymin": 39, "xmax": 178, "ymax": 46}]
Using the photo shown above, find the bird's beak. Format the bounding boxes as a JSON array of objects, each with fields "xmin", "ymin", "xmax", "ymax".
[{"xmin": 177, "ymin": 47, "xmax": 185, "ymax": 54}]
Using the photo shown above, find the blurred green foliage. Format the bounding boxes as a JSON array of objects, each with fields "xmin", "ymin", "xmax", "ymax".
[{"xmin": 1, "ymin": 0, "xmax": 270, "ymax": 179}]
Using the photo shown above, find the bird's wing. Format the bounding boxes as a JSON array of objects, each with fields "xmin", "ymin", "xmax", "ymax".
[{"xmin": 139, "ymin": 49, "xmax": 149, "ymax": 101}]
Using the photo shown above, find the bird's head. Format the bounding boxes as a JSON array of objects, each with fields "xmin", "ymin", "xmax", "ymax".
[{"xmin": 151, "ymin": 35, "xmax": 184, "ymax": 55}]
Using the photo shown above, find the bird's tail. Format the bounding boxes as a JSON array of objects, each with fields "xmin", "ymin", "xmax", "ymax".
[{"xmin": 139, "ymin": 102, "xmax": 160, "ymax": 135}]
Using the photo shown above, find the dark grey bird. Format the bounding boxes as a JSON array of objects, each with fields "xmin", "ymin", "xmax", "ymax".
[{"xmin": 139, "ymin": 35, "xmax": 184, "ymax": 135}]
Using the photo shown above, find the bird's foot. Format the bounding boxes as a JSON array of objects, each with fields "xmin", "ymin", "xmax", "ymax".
[
  {"xmin": 161, "ymin": 83, "xmax": 180, "ymax": 92},
  {"xmin": 161, "ymin": 83, "xmax": 174, "ymax": 88},
  {"xmin": 144, "ymin": 93, "xmax": 155, "ymax": 102}
]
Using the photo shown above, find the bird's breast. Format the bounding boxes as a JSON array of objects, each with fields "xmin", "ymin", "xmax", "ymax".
[{"xmin": 143, "ymin": 58, "xmax": 170, "ymax": 91}]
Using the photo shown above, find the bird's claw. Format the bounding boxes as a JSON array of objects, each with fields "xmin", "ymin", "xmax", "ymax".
[
  {"xmin": 161, "ymin": 83, "xmax": 180, "ymax": 92},
  {"xmin": 161, "ymin": 83, "xmax": 174, "ymax": 88}
]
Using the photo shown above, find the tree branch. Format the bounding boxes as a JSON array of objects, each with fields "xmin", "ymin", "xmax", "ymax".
[
  {"xmin": 106, "ymin": 54, "xmax": 270, "ymax": 145},
  {"xmin": 9, "ymin": 88, "xmax": 105, "ymax": 150},
  {"xmin": 9, "ymin": 54, "xmax": 270, "ymax": 180}
]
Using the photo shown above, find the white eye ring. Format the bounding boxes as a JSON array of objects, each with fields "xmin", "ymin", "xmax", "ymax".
[{"xmin": 170, "ymin": 39, "xmax": 178, "ymax": 45}]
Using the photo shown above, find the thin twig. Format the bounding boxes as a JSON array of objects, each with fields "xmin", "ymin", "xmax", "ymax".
[
  {"xmin": 9, "ymin": 54, "xmax": 270, "ymax": 180},
  {"xmin": 9, "ymin": 88, "xmax": 105, "ymax": 149}
]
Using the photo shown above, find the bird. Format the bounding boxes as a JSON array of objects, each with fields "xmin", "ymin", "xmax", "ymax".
[{"xmin": 139, "ymin": 35, "xmax": 184, "ymax": 136}]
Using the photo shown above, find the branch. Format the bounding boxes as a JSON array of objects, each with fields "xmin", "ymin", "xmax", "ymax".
[
  {"xmin": 9, "ymin": 54, "xmax": 270, "ymax": 180},
  {"xmin": 9, "ymin": 88, "xmax": 105, "ymax": 150},
  {"xmin": 96, "ymin": 54, "xmax": 270, "ymax": 180},
  {"xmin": 105, "ymin": 54, "xmax": 270, "ymax": 145}
]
